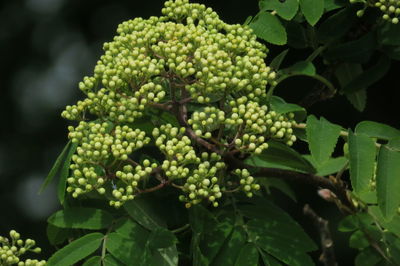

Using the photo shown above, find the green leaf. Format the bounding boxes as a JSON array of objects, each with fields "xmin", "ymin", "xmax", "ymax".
[
  {"xmin": 114, "ymin": 218, "xmax": 144, "ymax": 238},
  {"xmin": 239, "ymin": 199, "xmax": 317, "ymax": 253},
  {"xmin": 269, "ymin": 96, "xmax": 307, "ymax": 122},
  {"xmin": 234, "ymin": 243, "xmax": 259, "ymax": 266},
  {"xmin": 48, "ymin": 207, "xmax": 113, "ymax": 230},
  {"xmin": 342, "ymin": 56, "xmax": 391, "ymax": 94},
  {"xmin": 82, "ymin": 256, "xmax": 101, "ymax": 266},
  {"xmin": 355, "ymin": 247, "xmax": 382, "ymax": 266},
  {"xmin": 46, "ymin": 224, "xmax": 71, "ymax": 246},
  {"xmin": 338, "ymin": 215, "xmax": 359, "ymax": 232},
  {"xmin": 317, "ymin": 6, "xmax": 357, "ymax": 43},
  {"xmin": 249, "ymin": 12, "xmax": 287, "ymax": 45},
  {"xmin": 300, "ymin": 0, "xmax": 324, "ymax": 26},
  {"xmin": 245, "ymin": 140, "xmax": 316, "ymax": 174},
  {"xmin": 324, "ymin": 0, "xmax": 347, "ymax": 11},
  {"xmin": 306, "ymin": 115, "xmax": 342, "ymax": 165},
  {"xmin": 259, "ymin": 0, "xmax": 299, "ymax": 20},
  {"xmin": 248, "ymin": 218, "xmax": 315, "ymax": 265},
  {"xmin": 345, "ymin": 89, "xmax": 367, "ymax": 112},
  {"xmin": 356, "ymin": 121, "xmax": 400, "ymax": 141},
  {"xmin": 260, "ymin": 250, "xmax": 283, "ymax": 266},
  {"xmin": 334, "ymin": 62, "xmax": 367, "ymax": 111},
  {"xmin": 378, "ymin": 22, "xmax": 400, "ymax": 45},
  {"xmin": 348, "ymin": 131, "xmax": 377, "ymax": 194},
  {"xmin": 260, "ymin": 177, "xmax": 297, "ymax": 202},
  {"xmin": 148, "ymin": 228, "xmax": 177, "ymax": 249},
  {"xmin": 270, "ymin": 49, "xmax": 289, "ymax": 70},
  {"xmin": 155, "ymin": 245, "xmax": 179, "ymax": 266},
  {"xmin": 211, "ymin": 227, "xmax": 247, "ymax": 265},
  {"xmin": 349, "ymin": 230, "xmax": 369, "ymax": 249},
  {"xmin": 107, "ymin": 231, "xmax": 150, "ymax": 265},
  {"xmin": 376, "ymin": 145, "xmax": 400, "ymax": 220},
  {"xmin": 58, "ymin": 142, "xmax": 78, "ymax": 204},
  {"xmin": 47, "ymin": 232, "xmax": 104, "ymax": 266},
  {"xmin": 124, "ymin": 197, "xmax": 167, "ymax": 231},
  {"xmin": 304, "ymin": 155, "xmax": 348, "ymax": 176},
  {"xmin": 103, "ymin": 254, "xmax": 123, "ymax": 266},
  {"xmin": 285, "ymin": 61, "xmax": 316, "ymax": 75},
  {"xmin": 324, "ymin": 32, "xmax": 377, "ymax": 63},
  {"xmin": 189, "ymin": 205, "xmax": 233, "ymax": 263},
  {"xmin": 286, "ymin": 21, "xmax": 308, "ymax": 49},
  {"xmin": 369, "ymin": 206, "xmax": 400, "ymax": 237},
  {"xmin": 39, "ymin": 141, "xmax": 71, "ymax": 194}
]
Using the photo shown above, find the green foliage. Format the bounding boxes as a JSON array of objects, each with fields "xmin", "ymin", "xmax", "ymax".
[{"xmin": 27, "ymin": 0, "xmax": 400, "ymax": 265}]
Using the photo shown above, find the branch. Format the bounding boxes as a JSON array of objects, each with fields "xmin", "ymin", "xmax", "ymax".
[
  {"xmin": 224, "ymin": 153, "xmax": 355, "ymax": 213},
  {"xmin": 303, "ymin": 204, "xmax": 337, "ymax": 266}
]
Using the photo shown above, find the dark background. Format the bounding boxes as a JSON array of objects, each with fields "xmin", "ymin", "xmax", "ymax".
[{"xmin": 1, "ymin": 0, "xmax": 398, "ymax": 263}]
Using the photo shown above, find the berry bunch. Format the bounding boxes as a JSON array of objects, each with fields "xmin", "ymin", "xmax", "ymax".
[
  {"xmin": 61, "ymin": 0, "xmax": 298, "ymax": 207},
  {"xmin": 233, "ymin": 168, "xmax": 261, "ymax": 198},
  {"xmin": 179, "ymin": 153, "xmax": 225, "ymax": 208},
  {"xmin": 351, "ymin": 0, "xmax": 400, "ymax": 24},
  {"xmin": 0, "ymin": 230, "xmax": 45, "ymax": 266}
]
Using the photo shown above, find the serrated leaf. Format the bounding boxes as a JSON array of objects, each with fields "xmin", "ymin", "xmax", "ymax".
[
  {"xmin": 47, "ymin": 232, "xmax": 104, "ymax": 266},
  {"xmin": 355, "ymin": 247, "xmax": 382, "ymax": 266},
  {"xmin": 248, "ymin": 218, "xmax": 315, "ymax": 265},
  {"xmin": 349, "ymin": 230, "xmax": 369, "ymax": 249},
  {"xmin": 124, "ymin": 197, "xmax": 167, "ymax": 231},
  {"xmin": 245, "ymin": 140, "xmax": 316, "ymax": 174},
  {"xmin": 376, "ymin": 145, "xmax": 400, "ymax": 220},
  {"xmin": 260, "ymin": 177, "xmax": 297, "ymax": 202},
  {"xmin": 250, "ymin": 12, "xmax": 287, "ymax": 45},
  {"xmin": 259, "ymin": 0, "xmax": 299, "ymax": 20},
  {"xmin": 107, "ymin": 231, "xmax": 150, "ymax": 265},
  {"xmin": 286, "ymin": 21, "xmax": 308, "ymax": 49},
  {"xmin": 343, "ymin": 56, "xmax": 391, "ymax": 94},
  {"xmin": 155, "ymin": 245, "xmax": 179, "ymax": 266},
  {"xmin": 39, "ymin": 141, "xmax": 71, "ymax": 194},
  {"xmin": 345, "ymin": 89, "xmax": 367, "ymax": 112},
  {"xmin": 270, "ymin": 49, "xmax": 289, "ymax": 70},
  {"xmin": 189, "ymin": 205, "xmax": 233, "ymax": 263},
  {"xmin": 211, "ymin": 227, "xmax": 247, "ymax": 265},
  {"xmin": 324, "ymin": 32, "xmax": 377, "ymax": 63},
  {"xmin": 82, "ymin": 256, "xmax": 101, "ymax": 266},
  {"xmin": 260, "ymin": 250, "xmax": 283, "ymax": 266},
  {"xmin": 47, "ymin": 224, "xmax": 70, "ymax": 246},
  {"xmin": 306, "ymin": 115, "xmax": 341, "ymax": 165},
  {"xmin": 324, "ymin": 0, "xmax": 347, "ymax": 11},
  {"xmin": 285, "ymin": 61, "xmax": 316, "ymax": 75},
  {"xmin": 348, "ymin": 131, "xmax": 377, "ymax": 194},
  {"xmin": 234, "ymin": 243, "xmax": 259, "ymax": 266},
  {"xmin": 300, "ymin": 0, "xmax": 324, "ymax": 26},
  {"xmin": 58, "ymin": 142, "xmax": 78, "ymax": 204},
  {"xmin": 317, "ymin": 6, "xmax": 357, "ymax": 43},
  {"xmin": 269, "ymin": 96, "xmax": 307, "ymax": 122},
  {"xmin": 356, "ymin": 121, "xmax": 400, "ymax": 141},
  {"xmin": 48, "ymin": 207, "xmax": 113, "ymax": 230},
  {"xmin": 148, "ymin": 228, "xmax": 177, "ymax": 249},
  {"xmin": 238, "ymin": 199, "xmax": 317, "ymax": 253},
  {"xmin": 378, "ymin": 22, "xmax": 400, "ymax": 45},
  {"xmin": 103, "ymin": 254, "xmax": 123, "ymax": 266},
  {"xmin": 304, "ymin": 155, "xmax": 348, "ymax": 176}
]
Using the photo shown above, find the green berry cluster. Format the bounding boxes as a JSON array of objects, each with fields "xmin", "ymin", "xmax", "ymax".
[
  {"xmin": 179, "ymin": 152, "xmax": 225, "ymax": 208},
  {"xmin": 188, "ymin": 107, "xmax": 225, "ymax": 139},
  {"xmin": 233, "ymin": 169, "xmax": 260, "ymax": 198},
  {"xmin": 154, "ymin": 124, "xmax": 200, "ymax": 180},
  {"xmin": 226, "ymin": 96, "xmax": 296, "ymax": 152},
  {"xmin": 66, "ymin": 121, "xmax": 150, "ymax": 202},
  {"xmin": 351, "ymin": 0, "xmax": 400, "ymax": 24},
  {"xmin": 60, "ymin": 0, "xmax": 297, "ymax": 208},
  {"xmin": 0, "ymin": 230, "xmax": 45, "ymax": 266}
]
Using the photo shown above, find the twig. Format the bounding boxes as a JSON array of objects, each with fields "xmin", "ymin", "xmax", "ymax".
[{"xmin": 303, "ymin": 204, "xmax": 337, "ymax": 266}]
